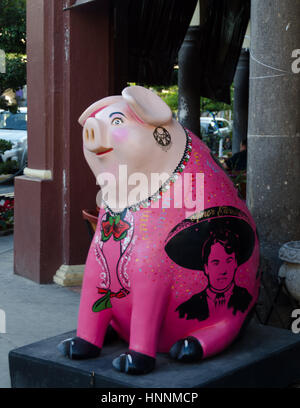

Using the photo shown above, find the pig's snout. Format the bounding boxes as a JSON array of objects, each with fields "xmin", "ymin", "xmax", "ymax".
[{"xmin": 83, "ymin": 118, "xmax": 111, "ymax": 155}]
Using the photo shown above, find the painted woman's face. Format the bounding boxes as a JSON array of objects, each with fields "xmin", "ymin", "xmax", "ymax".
[{"xmin": 204, "ymin": 242, "xmax": 237, "ymax": 291}]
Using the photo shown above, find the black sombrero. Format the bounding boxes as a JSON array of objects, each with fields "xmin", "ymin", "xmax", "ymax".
[{"xmin": 165, "ymin": 206, "xmax": 256, "ymax": 270}]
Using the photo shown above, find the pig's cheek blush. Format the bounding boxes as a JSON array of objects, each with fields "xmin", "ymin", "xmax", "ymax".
[{"xmin": 111, "ymin": 128, "xmax": 129, "ymax": 144}]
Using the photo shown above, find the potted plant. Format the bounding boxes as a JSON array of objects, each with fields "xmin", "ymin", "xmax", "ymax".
[
  {"xmin": 0, "ymin": 195, "xmax": 14, "ymax": 235},
  {"xmin": 227, "ymin": 170, "xmax": 247, "ymax": 200}
]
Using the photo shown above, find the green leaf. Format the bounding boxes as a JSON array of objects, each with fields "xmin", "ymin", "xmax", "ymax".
[
  {"xmin": 101, "ymin": 229, "xmax": 111, "ymax": 242},
  {"xmin": 115, "ymin": 214, "xmax": 121, "ymax": 225},
  {"xmin": 109, "ymin": 216, "xmax": 114, "ymax": 226},
  {"xmin": 114, "ymin": 231, "xmax": 128, "ymax": 242},
  {"xmin": 92, "ymin": 293, "xmax": 112, "ymax": 312}
]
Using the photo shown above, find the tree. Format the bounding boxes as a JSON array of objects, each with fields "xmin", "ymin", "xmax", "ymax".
[
  {"xmin": 0, "ymin": 0, "xmax": 26, "ymax": 54},
  {"xmin": 0, "ymin": 0, "xmax": 26, "ymax": 112},
  {"xmin": 201, "ymin": 85, "xmax": 234, "ymax": 117},
  {"xmin": 150, "ymin": 84, "xmax": 233, "ymax": 118}
]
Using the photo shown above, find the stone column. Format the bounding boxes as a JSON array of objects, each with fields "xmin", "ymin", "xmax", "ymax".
[
  {"xmin": 14, "ymin": 0, "xmax": 115, "ymax": 283},
  {"xmin": 232, "ymin": 49, "xmax": 249, "ymax": 154},
  {"xmin": 247, "ymin": 0, "xmax": 300, "ymax": 276},
  {"xmin": 178, "ymin": 26, "xmax": 201, "ymax": 138}
]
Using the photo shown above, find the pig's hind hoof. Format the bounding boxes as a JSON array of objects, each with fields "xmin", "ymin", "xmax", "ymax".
[
  {"xmin": 57, "ymin": 336, "xmax": 101, "ymax": 360},
  {"xmin": 112, "ymin": 350, "xmax": 155, "ymax": 374},
  {"xmin": 169, "ymin": 337, "xmax": 203, "ymax": 363}
]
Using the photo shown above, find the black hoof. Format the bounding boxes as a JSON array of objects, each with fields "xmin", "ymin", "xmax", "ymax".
[
  {"xmin": 169, "ymin": 337, "xmax": 203, "ymax": 363},
  {"xmin": 112, "ymin": 350, "xmax": 155, "ymax": 374},
  {"xmin": 57, "ymin": 336, "xmax": 101, "ymax": 360}
]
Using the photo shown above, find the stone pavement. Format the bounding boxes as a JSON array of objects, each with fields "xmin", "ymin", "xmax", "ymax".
[
  {"xmin": 0, "ymin": 233, "xmax": 80, "ymax": 388},
  {"xmin": 0, "ymin": 180, "xmax": 14, "ymax": 195}
]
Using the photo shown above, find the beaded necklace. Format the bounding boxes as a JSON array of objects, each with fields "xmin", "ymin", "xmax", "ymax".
[{"xmin": 103, "ymin": 128, "xmax": 192, "ymax": 215}]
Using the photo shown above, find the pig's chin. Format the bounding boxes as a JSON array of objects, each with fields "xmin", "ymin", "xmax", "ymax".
[{"xmin": 83, "ymin": 148, "xmax": 110, "ymax": 178}]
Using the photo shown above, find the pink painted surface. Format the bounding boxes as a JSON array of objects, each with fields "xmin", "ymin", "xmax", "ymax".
[{"xmin": 76, "ymin": 86, "xmax": 260, "ymax": 360}]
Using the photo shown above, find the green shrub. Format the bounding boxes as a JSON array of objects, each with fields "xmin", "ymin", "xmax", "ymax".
[
  {"xmin": 0, "ymin": 139, "xmax": 13, "ymax": 154},
  {"xmin": 0, "ymin": 159, "xmax": 18, "ymax": 175}
]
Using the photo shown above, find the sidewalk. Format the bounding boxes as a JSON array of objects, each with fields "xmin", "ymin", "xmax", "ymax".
[{"xmin": 0, "ymin": 234, "xmax": 81, "ymax": 388}]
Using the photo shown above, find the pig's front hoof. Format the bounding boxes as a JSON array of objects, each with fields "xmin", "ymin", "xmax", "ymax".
[
  {"xmin": 169, "ymin": 337, "xmax": 203, "ymax": 363},
  {"xmin": 57, "ymin": 336, "xmax": 101, "ymax": 360},
  {"xmin": 112, "ymin": 350, "xmax": 155, "ymax": 374}
]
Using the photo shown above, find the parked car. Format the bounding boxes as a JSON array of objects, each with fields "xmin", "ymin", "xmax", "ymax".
[
  {"xmin": 0, "ymin": 107, "xmax": 27, "ymax": 170},
  {"xmin": 200, "ymin": 117, "xmax": 232, "ymax": 138},
  {"xmin": 200, "ymin": 117, "xmax": 232, "ymax": 155}
]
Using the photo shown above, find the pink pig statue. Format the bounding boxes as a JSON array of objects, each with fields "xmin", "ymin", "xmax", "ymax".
[{"xmin": 58, "ymin": 86, "xmax": 260, "ymax": 374}]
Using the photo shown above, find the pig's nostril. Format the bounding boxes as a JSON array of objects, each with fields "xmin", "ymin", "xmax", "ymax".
[
  {"xmin": 85, "ymin": 129, "xmax": 89, "ymax": 140},
  {"xmin": 91, "ymin": 129, "xmax": 95, "ymax": 140}
]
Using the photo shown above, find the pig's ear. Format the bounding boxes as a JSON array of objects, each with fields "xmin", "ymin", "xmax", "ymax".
[
  {"xmin": 78, "ymin": 95, "xmax": 123, "ymax": 127},
  {"xmin": 122, "ymin": 86, "xmax": 172, "ymax": 126}
]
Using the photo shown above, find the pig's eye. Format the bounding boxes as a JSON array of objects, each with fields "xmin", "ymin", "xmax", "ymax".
[{"xmin": 111, "ymin": 117, "xmax": 123, "ymax": 126}]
